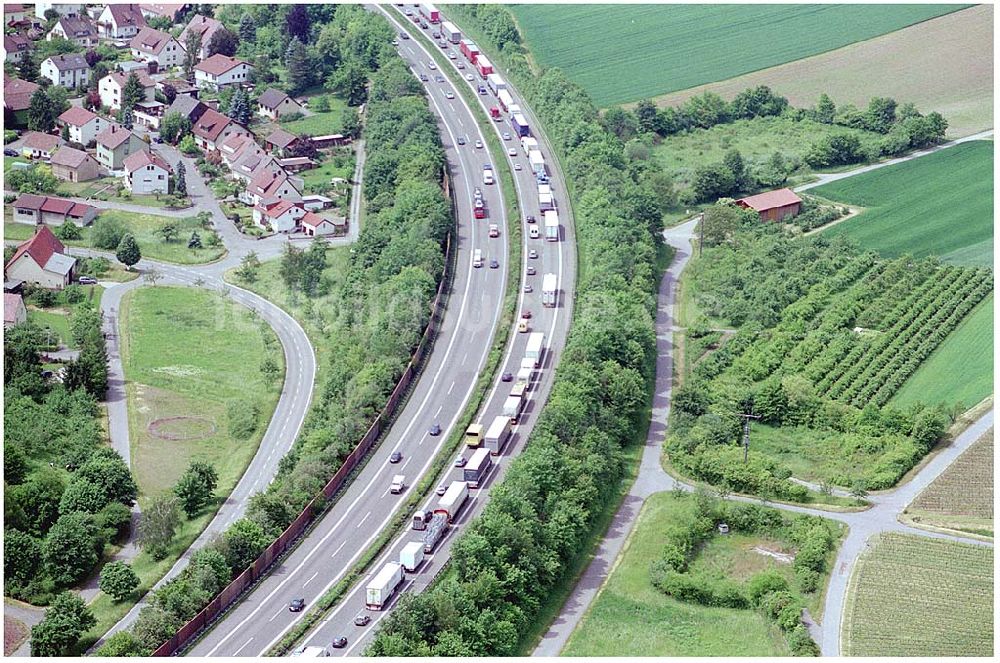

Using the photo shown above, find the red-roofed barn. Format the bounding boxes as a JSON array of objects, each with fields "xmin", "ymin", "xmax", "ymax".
[{"xmin": 736, "ymin": 188, "xmax": 803, "ymax": 222}]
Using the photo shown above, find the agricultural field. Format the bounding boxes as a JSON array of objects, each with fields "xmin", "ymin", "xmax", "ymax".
[
  {"xmin": 843, "ymin": 533, "xmax": 993, "ymax": 656},
  {"xmin": 816, "ymin": 141, "xmax": 993, "ymax": 265},
  {"xmin": 892, "ymin": 294, "xmax": 993, "ymax": 411},
  {"xmin": 903, "ymin": 429, "xmax": 993, "ymax": 537},
  {"xmin": 648, "ymin": 6, "xmax": 992, "ymax": 138},
  {"xmin": 509, "ymin": 4, "xmax": 963, "ymax": 107}
]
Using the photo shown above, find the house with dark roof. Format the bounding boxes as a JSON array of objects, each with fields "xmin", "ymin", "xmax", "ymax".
[
  {"xmin": 130, "ymin": 26, "xmax": 184, "ymax": 67},
  {"xmin": 157, "ymin": 77, "xmax": 199, "ymax": 99},
  {"xmin": 3, "ymin": 33, "xmax": 30, "ymax": 63},
  {"xmin": 4, "ymin": 224, "xmax": 76, "ymax": 290},
  {"xmin": 58, "ymin": 106, "xmax": 106, "ymax": 145},
  {"xmin": 47, "ymin": 14, "xmax": 98, "ymax": 46},
  {"xmin": 124, "ymin": 149, "xmax": 172, "ymax": 194},
  {"xmin": 736, "ymin": 188, "xmax": 803, "ymax": 222},
  {"xmin": 4, "ymin": 293, "xmax": 27, "ymax": 328},
  {"xmin": 256, "ymin": 88, "xmax": 304, "ymax": 121},
  {"xmin": 165, "ymin": 94, "xmax": 207, "ymax": 123},
  {"xmin": 98, "ymin": 70, "xmax": 155, "ymax": 110},
  {"xmin": 194, "ymin": 54, "xmax": 253, "ymax": 90},
  {"xmin": 191, "ymin": 107, "xmax": 250, "ymax": 152},
  {"xmin": 20, "ymin": 131, "xmax": 64, "ymax": 159},
  {"xmin": 95, "ymin": 124, "xmax": 144, "ymax": 171},
  {"xmin": 264, "ymin": 128, "xmax": 302, "ymax": 156},
  {"xmin": 96, "ymin": 3, "xmax": 146, "ymax": 39},
  {"xmin": 10, "ymin": 193, "xmax": 97, "ymax": 227},
  {"xmin": 3, "ymin": 77, "xmax": 39, "ymax": 126},
  {"xmin": 50, "ymin": 146, "xmax": 102, "ymax": 182},
  {"xmin": 40, "ymin": 53, "xmax": 90, "ymax": 88},
  {"xmin": 177, "ymin": 13, "xmax": 223, "ymax": 61}
]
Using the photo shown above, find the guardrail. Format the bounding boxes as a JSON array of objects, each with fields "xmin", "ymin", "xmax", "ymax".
[{"xmin": 151, "ymin": 190, "xmax": 454, "ymax": 656}]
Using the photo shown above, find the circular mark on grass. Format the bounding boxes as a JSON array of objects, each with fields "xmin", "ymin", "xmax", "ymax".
[{"xmin": 148, "ymin": 416, "xmax": 217, "ymax": 440}]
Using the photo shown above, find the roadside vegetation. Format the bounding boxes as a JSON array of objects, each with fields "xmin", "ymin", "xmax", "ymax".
[
  {"xmin": 902, "ymin": 429, "xmax": 993, "ymax": 538},
  {"xmin": 508, "ymin": 4, "xmax": 961, "ymax": 106},
  {"xmin": 817, "ymin": 140, "xmax": 993, "ymax": 265},
  {"xmin": 565, "ymin": 491, "xmax": 842, "ymax": 655},
  {"xmin": 670, "ymin": 221, "xmax": 991, "ymax": 496},
  {"xmin": 842, "ymin": 533, "xmax": 993, "ymax": 656}
]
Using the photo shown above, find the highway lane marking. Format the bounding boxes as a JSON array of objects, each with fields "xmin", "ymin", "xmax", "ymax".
[
  {"xmin": 268, "ymin": 605, "xmax": 286, "ymax": 622},
  {"xmin": 434, "ymin": 404, "xmax": 443, "ymax": 417},
  {"xmin": 447, "ymin": 380, "xmax": 455, "ymax": 394},
  {"xmin": 331, "ymin": 541, "xmax": 347, "ymax": 559},
  {"xmin": 356, "ymin": 511, "xmax": 371, "ymax": 529},
  {"xmin": 304, "ymin": 571, "xmax": 319, "ymax": 588},
  {"xmin": 233, "ymin": 637, "xmax": 255, "ymax": 655},
  {"xmin": 401, "ymin": 457, "xmax": 412, "ymax": 470}
]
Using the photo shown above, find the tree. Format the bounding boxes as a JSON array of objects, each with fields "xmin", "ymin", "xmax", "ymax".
[
  {"xmin": 30, "ymin": 593, "xmax": 95, "ymax": 657},
  {"xmin": 864, "ymin": 96, "xmax": 897, "ymax": 134},
  {"xmin": 815, "ymin": 93, "xmax": 836, "ymax": 124},
  {"xmin": 18, "ymin": 52, "xmax": 38, "ymax": 82},
  {"xmin": 61, "ymin": 123, "xmax": 70, "ymax": 142},
  {"xmin": 99, "ymin": 560, "xmax": 140, "ymax": 600},
  {"xmin": 236, "ymin": 251, "xmax": 260, "ymax": 282},
  {"xmin": 286, "ymin": 3, "xmax": 310, "ymax": 42},
  {"xmin": 221, "ymin": 518, "xmax": 269, "ymax": 572},
  {"xmin": 849, "ymin": 479, "xmax": 869, "ymax": 501},
  {"xmin": 91, "ymin": 215, "xmax": 128, "ymax": 249},
  {"xmin": 174, "ymin": 160, "xmax": 187, "ymax": 195},
  {"xmin": 132, "ymin": 606, "xmax": 180, "ymax": 651},
  {"xmin": 178, "ymin": 134, "xmax": 201, "ymax": 155},
  {"xmin": 158, "ymin": 222, "xmax": 178, "ymax": 242},
  {"xmin": 89, "ymin": 61, "xmax": 109, "ymax": 89},
  {"xmin": 226, "ymin": 87, "xmax": 251, "ymax": 125},
  {"xmin": 27, "ymin": 88, "xmax": 56, "ymax": 132},
  {"xmin": 95, "ymin": 631, "xmax": 148, "ymax": 657},
  {"xmin": 207, "ymin": 26, "xmax": 239, "ymax": 57},
  {"xmin": 144, "ymin": 269, "xmax": 162, "ymax": 286},
  {"xmin": 4, "ymin": 529, "xmax": 42, "ymax": 590},
  {"xmin": 284, "ymin": 37, "xmax": 312, "ymax": 96},
  {"xmin": 160, "ymin": 112, "xmax": 191, "ymax": 144},
  {"xmin": 46, "ymin": 85, "xmax": 70, "ymax": 115},
  {"xmin": 340, "ymin": 108, "xmax": 362, "ymax": 139},
  {"xmin": 329, "ymin": 60, "xmax": 367, "ymax": 106},
  {"xmin": 137, "ymin": 494, "xmax": 180, "ymax": 560},
  {"xmin": 173, "ymin": 461, "xmax": 218, "ymax": 517},
  {"xmin": 260, "ymin": 357, "xmax": 280, "ymax": 385},
  {"xmin": 279, "ymin": 243, "xmax": 304, "ymax": 290},
  {"xmin": 121, "ymin": 72, "xmax": 146, "ymax": 116},
  {"xmin": 56, "ymin": 218, "xmax": 82, "ymax": 240},
  {"xmin": 43, "ymin": 512, "xmax": 101, "ymax": 585},
  {"xmin": 183, "ymin": 30, "xmax": 202, "ymax": 79},
  {"xmin": 238, "ymin": 12, "xmax": 256, "ymax": 43},
  {"xmin": 188, "ymin": 230, "xmax": 202, "ymax": 248},
  {"xmin": 701, "ymin": 202, "xmax": 745, "ymax": 246},
  {"xmin": 116, "ymin": 233, "xmax": 141, "ymax": 270},
  {"xmin": 634, "ymin": 99, "xmax": 659, "ymax": 134},
  {"xmin": 160, "ymin": 82, "xmax": 177, "ymax": 105},
  {"xmin": 723, "ymin": 148, "xmax": 750, "ymax": 192},
  {"xmin": 603, "ymin": 106, "xmax": 637, "ymax": 141},
  {"xmin": 692, "ymin": 162, "xmax": 737, "ymax": 202}
]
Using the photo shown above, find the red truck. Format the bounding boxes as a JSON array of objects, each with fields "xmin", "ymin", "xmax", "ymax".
[
  {"xmin": 476, "ymin": 55, "xmax": 493, "ymax": 77},
  {"xmin": 460, "ymin": 39, "xmax": 479, "ymax": 63}
]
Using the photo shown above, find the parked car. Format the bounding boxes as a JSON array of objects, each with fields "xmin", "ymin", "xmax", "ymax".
[
  {"xmin": 4, "ymin": 148, "xmax": 18, "ymax": 157},
  {"xmin": 354, "ymin": 613, "xmax": 371, "ymax": 626},
  {"xmin": 389, "ymin": 451, "xmax": 403, "ymax": 464},
  {"xmin": 429, "ymin": 423, "xmax": 441, "ymax": 436},
  {"xmin": 331, "ymin": 637, "xmax": 348, "ymax": 649},
  {"xmin": 77, "ymin": 276, "xmax": 98, "ymax": 285},
  {"xmin": 289, "ymin": 598, "xmax": 306, "ymax": 612},
  {"xmin": 454, "ymin": 456, "xmax": 467, "ymax": 468}
]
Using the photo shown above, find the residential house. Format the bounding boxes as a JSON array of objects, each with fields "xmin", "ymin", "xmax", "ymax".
[
  {"xmin": 98, "ymin": 70, "xmax": 155, "ymax": 111},
  {"xmin": 4, "ymin": 4, "xmax": 27, "ymax": 25},
  {"xmin": 264, "ymin": 128, "xmax": 302, "ymax": 156},
  {"xmin": 130, "ymin": 26, "xmax": 184, "ymax": 67},
  {"xmin": 736, "ymin": 188, "xmax": 803, "ymax": 222},
  {"xmin": 243, "ymin": 168, "xmax": 303, "ymax": 207},
  {"xmin": 3, "ymin": 33, "xmax": 30, "ymax": 63},
  {"xmin": 157, "ymin": 77, "xmax": 199, "ymax": 99},
  {"xmin": 20, "ymin": 131, "xmax": 64, "ymax": 159},
  {"xmin": 4, "ymin": 225, "xmax": 76, "ymax": 290},
  {"xmin": 256, "ymin": 88, "xmax": 304, "ymax": 120},
  {"xmin": 10, "ymin": 193, "xmax": 97, "ymax": 226},
  {"xmin": 3, "ymin": 77, "xmax": 39, "ymax": 126},
  {"xmin": 177, "ymin": 13, "xmax": 222, "ymax": 61},
  {"xmin": 138, "ymin": 3, "xmax": 188, "ymax": 23},
  {"xmin": 47, "ymin": 14, "xmax": 98, "ymax": 47},
  {"xmin": 165, "ymin": 94, "xmax": 207, "ymax": 124},
  {"xmin": 191, "ymin": 107, "xmax": 250, "ymax": 152},
  {"xmin": 95, "ymin": 124, "xmax": 144, "ymax": 171},
  {"xmin": 34, "ymin": 3, "xmax": 83, "ymax": 19},
  {"xmin": 193, "ymin": 54, "xmax": 252, "ymax": 90},
  {"xmin": 40, "ymin": 53, "xmax": 90, "ymax": 89},
  {"xmin": 4, "ymin": 293, "xmax": 27, "ymax": 328},
  {"xmin": 133, "ymin": 100, "xmax": 166, "ymax": 129},
  {"xmin": 50, "ymin": 146, "xmax": 102, "ymax": 182},
  {"xmin": 123, "ymin": 149, "xmax": 171, "ymax": 194},
  {"xmin": 301, "ymin": 211, "xmax": 346, "ymax": 237},
  {"xmin": 96, "ymin": 3, "xmax": 146, "ymax": 40},
  {"xmin": 57, "ymin": 106, "xmax": 106, "ymax": 146},
  {"xmin": 252, "ymin": 199, "xmax": 306, "ymax": 234}
]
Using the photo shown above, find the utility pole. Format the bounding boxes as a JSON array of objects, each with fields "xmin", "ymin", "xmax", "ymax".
[{"xmin": 734, "ymin": 410, "xmax": 761, "ymax": 463}]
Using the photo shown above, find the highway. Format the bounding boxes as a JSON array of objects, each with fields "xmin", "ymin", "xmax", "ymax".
[
  {"xmin": 294, "ymin": 5, "xmax": 578, "ymax": 655},
  {"xmin": 186, "ymin": 10, "xmax": 519, "ymax": 656}
]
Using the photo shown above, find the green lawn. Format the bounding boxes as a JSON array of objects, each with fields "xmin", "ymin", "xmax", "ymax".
[
  {"xmin": 817, "ymin": 141, "xmax": 993, "ymax": 265},
  {"xmin": 24, "ymin": 285, "xmax": 104, "ymax": 348},
  {"xmin": 298, "ymin": 155, "xmax": 354, "ymax": 194},
  {"xmin": 563, "ymin": 493, "xmax": 790, "ymax": 657},
  {"xmin": 893, "ymin": 294, "xmax": 993, "ymax": 410},
  {"xmin": 843, "ymin": 533, "xmax": 993, "ymax": 656},
  {"xmin": 280, "ymin": 98, "xmax": 350, "ymax": 135},
  {"xmin": 509, "ymin": 4, "xmax": 964, "ymax": 106}
]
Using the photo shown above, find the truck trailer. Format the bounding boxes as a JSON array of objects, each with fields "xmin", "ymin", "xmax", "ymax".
[
  {"xmin": 521, "ymin": 135, "xmax": 538, "ymax": 152},
  {"xmin": 463, "ymin": 447, "xmax": 493, "ymax": 488},
  {"xmin": 441, "ymin": 20, "xmax": 460, "ymax": 43},
  {"xmin": 544, "ymin": 210, "xmax": 559, "ymax": 241},
  {"xmin": 503, "ymin": 395, "xmax": 524, "ymax": 424},
  {"xmin": 497, "ymin": 88, "xmax": 513, "ymax": 112},
  {"xmin": 476, "ymin": 55, "xmax": 493, "ymax": 77},
  {"xmin": 511, "ymin": 112, "xmax": 530, "ymax": 137},
  {"xmin": 516, "ymin": 366, "xmax": 534, "ymax": 385},
  {"xmin": 459, "ymin": 39, "xmax": 479, "ymax": 63},
  {"xmin": 483, "ymin": 414, "xmax": 512, "ymax": 455},
  {"xmin": 487, "ymin": 73, "xmax": 506, "ymax": 96},
  {"xmin": 528, "ymin": 149, "xmax": 545, "ymax": 176},
  {"xmin": 421, "ymin": 513, "xmax": 447, "ymax": 552},
  {"xmin": 435, "ymin": 481, "xmax": 469, "ymax": 523},
  {"xmin": 542, "ymin": 273, "xmax": 558, "ymax": 307},
  {"xmin": 419, "ymin": 3, "xmax": 440, "ymax": 23},
  {"xmin": 525, "ymin": 332, "xmax": 545, "ymax": 367},
  {"xmin": 539, "ymin": 192, "xmax": 555, "ymax": 212},
  {"xmin": 365, "ymin": 562, "xmax": 404, "ymax": 610},
  {"xmin": 399, "ymin": 541, "xmax": 424, "ymax": 572}
]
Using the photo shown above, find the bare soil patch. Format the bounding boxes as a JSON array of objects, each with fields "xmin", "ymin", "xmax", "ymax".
[
  {"xmin": 4, "ymin": 615, "xmax": 28, "ymax": 656},
  {"xmin": 148, "ymin": 415, "xmax": 218, "ymax": 441}
]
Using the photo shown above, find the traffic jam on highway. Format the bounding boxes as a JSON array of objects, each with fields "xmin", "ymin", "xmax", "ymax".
[{"xmin": 202, "ymin": 4, "xmax": 569, "ymax": 657}]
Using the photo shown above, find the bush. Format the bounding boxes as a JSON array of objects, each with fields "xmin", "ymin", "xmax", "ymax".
[
  {"xmin": 91, "ymin": 215, "xmax": 128, "ymax": 250},
  {"xmin": 99, "ymin": 560, "xmax": 139, "ymax": 600},
  {"xmin": 226, "ymin": 399, "xmax": 260, "ymax": 439}
]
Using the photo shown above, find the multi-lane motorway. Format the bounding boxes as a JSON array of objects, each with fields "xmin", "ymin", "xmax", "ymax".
[{"xmin": 188, "ymin": 5, "xmax": 575, "ymax": 655}]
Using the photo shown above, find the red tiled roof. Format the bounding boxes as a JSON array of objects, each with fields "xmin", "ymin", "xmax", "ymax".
[
  {"xmin": 300, "ymin": 211, "xmax": 336, "ymax": 228},
  {"xmin": 178, "ymin": 13, "xmax": 222, "ymax": 44},
  {"xmin": 58, "ymin": 105, "xmax": 99, "ymax": 127},
  {"xmin": 194, "ymin": 53, "xmax": 250, "ymax": 77},
  {"xmin": 4, "ymin": 77, "xmax": 39, "ymax": 111},
  {"xmin": 737, "ymin": 188, "xmax": 802, "ymax": 212},
  {"xmin": 106, "ymin": 70, "xmax": 155, "ymax": 90},
  {"xmin": 96, "ymin": 124, "xmax": 137, "ymax": 149},
  {"xmin": 5, "ymin": 224, "xmax": 65, "ymax": 272},
  {"xmin": 21, "ymin": 131, "xmax": 62, "ymax": 151},
  {"xmin": 256, "ymin": 199, "xmax": 299, "ymax": 219},
  {"xmin": 106, "ymin": 3, "xmax": 147, "ymax": 29},
  {"xmin": 130, "ymin": 26, "xmax": 175, "ymax": 54},
  {"xmin": 123, "ymin": 148, "xmax": 171, "ymax": 173},
  {"xmin": 44, "ymin": 53, "xmax": 89, "ymax": 71},
  {"xmin": 192, "ymin": 108, "xmax": 237, "ymax": 143},
  {"xmin": 266, "ymin": 128, "xmax": 298, "ymax": 149},
  {"xmin": 139, "ymin": 3, "xmax": 187, "ymax": 20}
]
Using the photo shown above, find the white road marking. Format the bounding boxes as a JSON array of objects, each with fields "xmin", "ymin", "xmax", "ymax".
[
  {"xmin": 356, "ymin": 511, "xmax": 371, "ymax": 528},
  {"xmin": 331, "ymin": 541, "xmax": 347, "ymax": 559},
  {"xmin": 233, "ymin": 637, "xmax": 255, "ymax": 655},
  {"xmin": 447, "ymin": 380, "xmax": 455, "ymax": 394},
  {"xmin": 304, "ymin": 571, "xmax": 319, "ymax": 588}
]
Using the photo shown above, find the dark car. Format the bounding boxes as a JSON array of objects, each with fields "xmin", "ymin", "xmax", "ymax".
[
  {"xmin": 457, "ymin": 136, "xmax": 466, "ymax": 145},
  {"xmin": 436, "ymin": 484, "xmax": 447, "ymax": 496},
  {"xmin": 526, "ymin": 266, "xmax": 536, "ymax": 276},
  {"xmin": 429, "ymin": 423, "xmax": 441, "ymax": 436},
  {"xmin": 521, "ymin": 310, "xmax": 532, "ymax": 319},
  {"xmin": 501, "ymin": 371, "xmax": 513, "ymax": 382},
  {"xmin": 526, "ymin": 215, "xmax": 536, "ymax": 224},
  {"xmin": 77, "ymin": 276, "xmax": 98, "ymax": 285},
  {"xmin": 289, "ymin": 598, "xmax": 306, "ymax": 612},
  {"xmin": 389, "ymin": 451, "xmax": 403, "ymax": 464},
  {"xmin": 4, "ymin": 148, "xmax": 18, "ymax": 157},
  {"xmin": 331, "ymin": 637, "xmax": 348, "ymax": 649},
  {"xmin": 354, "ymin": 612, "xmax": 371, "ymax": 626},
  {"xmin": 454, "ymin": 456, "xmax": 467, "ymax": 468},
  {"xmin": 489, "ymin": 259, "xmax": 499, "ymax": 269},
  {"xmin": 153, "ymin": 135, "xmax": 164, "ymax": 144},
  {"xmin": 419, "ymin": 73, "xmax": 429, "ymax": 81}
]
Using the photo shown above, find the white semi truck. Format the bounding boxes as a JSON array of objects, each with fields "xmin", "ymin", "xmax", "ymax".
[
  {"xmin": 399, "ymin": 541, "xmax": 424, "ymax": 572},
  {"xmin": 483, "ymin": 414, "xmax": 512, "ymax": 455},
  {"xmin": 544, "ymin": 210, "xmax": 559, "ymax": 241},
  {"xmin": 365, "ymin": 562, "xmax": 404, "ymax": 610},
  {"xmin": 434, "ymin": 481, "xmax": 469, "ymax": 523},
  {"xmin": 525, "ymin": 332, "xmax": 545, "ymax": 367},
  {"xmin": 542, "ymin": 273, "xmax": 558, "ymax": 307}
]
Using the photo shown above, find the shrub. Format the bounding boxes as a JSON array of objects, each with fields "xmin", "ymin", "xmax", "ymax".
[
  {"xmin": 91, "ymin": 215, "xmax": 128, "ymax": 250},
  {"xmin": 226, "ymin": 398, "xmax": 260, "ymax": 439}
]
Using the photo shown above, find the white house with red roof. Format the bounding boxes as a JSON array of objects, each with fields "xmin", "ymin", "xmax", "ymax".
[
  {"xmin": 47, "ymin": 14, "xmax": 98, "ymax": 47},
  {"xmin": 20, "ymin": 131, "xmax": 64, "ymax": 159},
  {"xmin": 58, "ymin": 106, "xmax": 106, "ymax": 145},
  {"xmin": 301, "ymin": 211, "xmax": 346, "ymax": 237},
  {"xmin": 98, "ymin": 70, "xmax": 155, "ymax": 111},
  {"xmin": 96, "ymin": 3, "xmax": 146, "ymax": 39},
  {"xmin": 243, "ymin": 168, "xmax": 303, "ymax": 207},
  {"xmin": 252, "ymin": 199, "xmax": 306, "ymax": 234},
  {"xmin": 194, "ymin": 54, "xmax": 253, "ymax": 90},
  {"xmin": 191, "ymin": 107, "xmax": 250, "ymax": 152},
  {"xmin": 4, "ymin": 225, "xmax": 76, "ymax": 289},
  {"xmin": 130, "ymin": 26, "xmax": 184, "ymax": 67},
  {"xmin": 123, "ymin": 149, "xmax": 172, "ymax": 194},
  {"xmin": 177, "ymin": 13, "xmax": 223, "ymax": 61},
  {"xmin": 138, "ymin": 3, "xmax": 188, "ymax": 24}
]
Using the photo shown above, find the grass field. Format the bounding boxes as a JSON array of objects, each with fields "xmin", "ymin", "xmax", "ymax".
[
  {"xmin": 509, "ymin": 4, "xmax": 963, "ymax": 107},
  {"xmin": 280, "ymin": 98, "xmax": 349, "ymax": 135},
  {"xmin": 563, "ymin": 493, "xmax": 790, "ymax": 657},
  {"xmin": 120, "ymin": 286, "xmax": 284, "ymax": 496},
  {"xmin": 648, "ymin": 6, "xmax": 992, "ymax": 138},
  {"xmin": 817, "ymin": 141, "xmax": 993, "ymax": 264},
  {"xmin": 843, "ymin": 533, "xmax": 993, "ymax": 656},
  {"xmin": 893, "ymin": 294, "xmax": 993, "ymax": 410},
  {"xmin": 903, "ymin": 429, "xmax": 993, "ymax": 537}
]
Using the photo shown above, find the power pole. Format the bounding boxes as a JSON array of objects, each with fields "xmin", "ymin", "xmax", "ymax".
[{"xmin": 734, "ymin": 410, "xmax": 761, "ymax": 463}]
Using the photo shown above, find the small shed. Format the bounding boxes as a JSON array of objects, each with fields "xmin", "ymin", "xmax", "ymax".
[{"xmin": 736, "ymin": 188, "xmax": 803, "ymax": 222}]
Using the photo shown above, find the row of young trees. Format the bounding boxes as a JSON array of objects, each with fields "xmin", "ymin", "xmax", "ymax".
[{"xmin": 367, "ymin": 6, "xmax": 664, "ymax": 655}]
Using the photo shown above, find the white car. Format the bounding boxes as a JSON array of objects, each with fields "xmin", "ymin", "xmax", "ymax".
[
  {"xmin": 502, "ymin": 132, "xmax": 511, "ymax": 141},
  {"xmin": 514, "ymin": 163, "xmax": 522, "ymax": 171},
  {"xmin": 445, "ymin": 91, "xmax": 454, "ymax": 99},
  {"xmin": 465, "ymin": 73, "xmax": 474, "ymax": 81},
  {"xmin": 475, "ymin": 139, "xmax": 483, "ymax": 149},
  {"xmin": 448, "ymin": 52, "xmax": 457, "ymax": 60},
  {"xmin": 428, "ymin": 62, "xmax": 436, "ymax": 70},
  {"xmin": 507, "ymin": 147, "xmax": 516, "ymax": 157}
]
